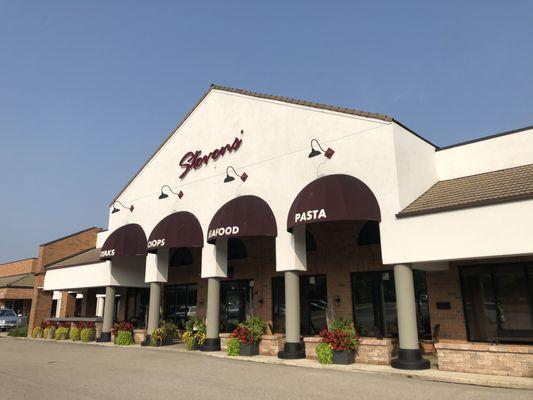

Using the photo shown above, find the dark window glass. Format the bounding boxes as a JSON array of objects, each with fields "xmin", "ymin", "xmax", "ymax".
[
  {"xmin": 351, "ymin": 271, "xmax": 430, "ymax": 339},
  {"xmin": 164, "ymin": 284, "xmax": 197, "ymax": 329},
  {"xmin": 357, "ymin": 221, "xmax": 381, "ymax": 245},
  {"xmin": 461, "ymin": 263, "xmax": 533, "ymax": 343},
  {"xmin": 272, "ymin": 275, "xmax": 327, "ymax": 335},
  {"xmin": 306, "ymin": 230, "xmax": 317, "ymax": 251},
  {"xmin": 50, "ymin": 299, "xmax": 58, "ymax": 318},
  {"xmin": 228, "ymin": 238, "xmax": 247, "ymax": 260},
  {"xmin": 170, "ymin": 247, "xmax": 193, "ymax": 266},
  {"xmin": 220, "ymin": 280, "xmax": 251, "ymax": 332},
  {"xmin": 125, "ymin": 288, "xmax": 149, "ymax": 328}
]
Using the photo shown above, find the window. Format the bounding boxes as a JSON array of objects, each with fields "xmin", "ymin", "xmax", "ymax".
[
  {"xmin": 164, "ymin": 284, "xmax": 197, "ymax": 329},
  {"xmin": 228, "ymin": 238, "xmax": 247, "ymax": 260},
  {"xmin": 357, "ymin": 221, "xmax": 380, "ymax": 246},
  {"xmin": 125, "ymin": 288, "xmax": 149, "ymax": 328},
  {"xmin": 170, "ymin": 247, "xmax": 193, "ymax": 266},
  {"xmin": 460, "ymin": 263, "xmax": 533, "ymax": 343},
  {"xmin": 272, "ymin": 275, "xmax": 328, "ymax": 335},
  {"xmin": 351, "ymin": 271, "xmax": 431, "ymax": 339}
]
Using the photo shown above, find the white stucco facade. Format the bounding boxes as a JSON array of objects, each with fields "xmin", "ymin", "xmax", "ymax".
[{"xmin": 87, "ymin": 88, "xmax": 532, "ymax": 279}]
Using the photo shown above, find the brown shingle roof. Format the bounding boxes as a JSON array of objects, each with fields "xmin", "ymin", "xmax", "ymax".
[
  {"xmin": 397, "ymin": 163, "xmax": 533, "ymax": 217},
  {"xmin": 0, "ymin": 273, "xmax": 34, "ymax": 288},
  {"xmin": 46, "ymin": 248, "xmax": 102, "ymax": 270}
]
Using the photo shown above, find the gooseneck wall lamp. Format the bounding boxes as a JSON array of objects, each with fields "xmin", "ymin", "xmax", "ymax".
[
  {"xmin": 224, "ymin": 166, "xmax": 248, "ymax": 183},
  {"xmin": 158, "ymin": 185, "xmax": 184, "ymax": 200},
  {"xmin": 309, "ymin": 139, "xmax": 335, "ymax": 159},
  {"xmin": 111, "ymin": 201, "xmax": 134, "ymax": 214}
]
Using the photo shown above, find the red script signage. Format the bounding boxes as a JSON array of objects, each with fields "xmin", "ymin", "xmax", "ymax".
[{"xmin": 179, "ymin": 137, "xmax": 243, "ymax": 179}]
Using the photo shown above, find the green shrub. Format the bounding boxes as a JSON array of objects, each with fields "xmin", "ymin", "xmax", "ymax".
[
  {"xmin": 227, "ymin": 338, "xmax": 240, "ymax": 356},
  {"xmin": 329, "ymin": 318, "xmax": 353, "ymax": 332},
  {"xmin": 70, "ymin": 327, "xmax": 80, "ymax": 341},
  {"xmin": 246, "ymin": 316, "xmax": 266, "ymax": 343},
  {"xmin": 54, "ymin": 327, "xmax": 70, "ymax": 340},
  {"xmin": 316, "ymin": 342, "xmax": 333, "ymax": 365},
  {"xmin": 115, "ymin": 330, "xmax": 134, "ymax": 346},
  {"xmin": 80, "ymin": 328, "xmax": 94, "ymax": 342},
  {"xmin": 43, "ymin": 327, "xmax": 55, "ymax": 339},
  {"xmin": 32, "ymin": 326, "xmax": 44, "ymax": 338},
  {"xmin": 8, "ymin": 326, "xmax": 28, "ymax": 337}
]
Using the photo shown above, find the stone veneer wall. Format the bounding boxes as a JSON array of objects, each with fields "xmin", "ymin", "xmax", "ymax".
[
  {"xmin": 220, "ymin": 333, "xmax": 285, "ymax": 356},
  {"xmin": 304, "ymin": 336, "xmax": 395, "ymax": 365},
  {"xmin": 435, "ymin": 341, "xmax": 533, "ymax": 377}
]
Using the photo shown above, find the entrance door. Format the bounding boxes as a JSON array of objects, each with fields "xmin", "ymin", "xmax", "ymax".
[{"xmin": 220, "ymin": 280, "xmax": 251, "ymax": 332}]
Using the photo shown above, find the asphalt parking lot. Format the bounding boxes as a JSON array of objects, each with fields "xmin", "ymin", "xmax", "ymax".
[{"xmin": 0, "ymin": 338, "xmax": 531, "ymax": 400}]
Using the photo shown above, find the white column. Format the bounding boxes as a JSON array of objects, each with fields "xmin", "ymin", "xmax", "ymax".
[{"xmin": 391, "ymin": 264, "xmax": 430, "ymax": 370}]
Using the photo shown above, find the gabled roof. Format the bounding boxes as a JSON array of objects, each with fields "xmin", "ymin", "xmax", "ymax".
[
  {"xmin": 397, "ymin": 163, "xmax": 533, "ymax": 218},
  {"xmin": 109, "ymin": 84, "xmax": 427, "ymax": 205}
]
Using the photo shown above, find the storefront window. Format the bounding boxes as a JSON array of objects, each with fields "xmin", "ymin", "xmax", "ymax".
[
  {"xmin": 351, "ymin": 271, "xmax": 431, "ymax": 339},
  {"xmin": 125, "ymin": 288, "xmax": 149, "ymax": 328},
  {"xmin": 461, "ymin": 263, "xmax": 533, "ymax": 343},
  {"xmin": 164, "ymin": 284, "xmax": 197, "ymax": 329},
  {"xmin": 272, "ymin": 275, "xmax": 328, "ymax": 335}
]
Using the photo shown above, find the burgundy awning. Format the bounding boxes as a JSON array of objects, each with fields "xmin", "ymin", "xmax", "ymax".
[
  {"xmin": 147, "ymin": 211, "xmax": 203, "ymax": 253},
  {"xmin": 100, "ymin": 223, "xmax": 147, "ymax": 260},
  {"xmin": 207, "ymin": 195, "xmax": 277, "ymax": 244},
  {"xmin": 287, "ymin": 174, "xmax": 381, "ymax": 231}
]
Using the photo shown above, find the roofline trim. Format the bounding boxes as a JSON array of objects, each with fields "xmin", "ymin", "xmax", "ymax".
[
  {"xmin": 437, "ymin": 125, "xmax": 533, "ymax": 151},
  {"xmin": 45, "ymin": 260, "xmax": 105, "ymax": 271}
]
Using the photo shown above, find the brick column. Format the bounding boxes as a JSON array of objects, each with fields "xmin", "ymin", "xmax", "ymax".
[
  {"xmin": 27, "ymin": 274, "xmax": 53, "ymax": 335},
  {"xmin": 58, "ymin": 292, "xmax": 76, "ymax": 317}
]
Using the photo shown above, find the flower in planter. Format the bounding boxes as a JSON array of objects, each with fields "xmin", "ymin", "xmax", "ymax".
[
  {"xmin": 150, "ymin": 328, "xmax": 167, "ymax": 346},
  {"xmin": 111, "ymin": 321, "xmax": 134, "ymax": 337},
  {"xmin": 318, "ymin": 318, "xmax": 359, "ymax": 365},
  {"xmin": 227, "ymin": 337, "xmax": 240, "ymax": 356},
  {"xmin": 182, "ymin": 317, "xmax": 206, "ymax": 350}
]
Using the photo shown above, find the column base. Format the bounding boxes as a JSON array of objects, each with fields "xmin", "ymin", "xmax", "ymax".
[
  {"xmin": 278, "ymin": 342, "xmax": 305, "ymax": 359},
  {"xmin": 97, "ymin": 332, "xmax": 112, "ymax": 343},
  {"xmin": 391, "ymin": 349, "xmax": 430, "ymax": 370},
  {"xmin": 201, "ymin": 338, "xmax": 220, "ymax": 352}
]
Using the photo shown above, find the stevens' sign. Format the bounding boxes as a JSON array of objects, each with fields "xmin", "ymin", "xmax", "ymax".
[{"xmin": 179, "ymin": 137, "xmax": 243, "ymax": 179}]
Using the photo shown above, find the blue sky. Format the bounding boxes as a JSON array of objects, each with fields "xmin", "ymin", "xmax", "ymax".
[{"xmin": 0, "ymin": 1, "xmax": 532, "ymax": 262}]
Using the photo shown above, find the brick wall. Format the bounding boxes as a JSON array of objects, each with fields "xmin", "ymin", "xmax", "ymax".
[
  {"xmin": 28, "ymin": 227, "xmax": 102, "ymax": 333},
  {"xmin": 165, "ymin": 221, "xmax": 387, "ymax": 332},
  {"xmin": 0, "ymin": 258, "xmax": 36, "ymax": 278},
  {"xmin": 426, "ymin": 265, "xmax": 468, "ymax": 341}
]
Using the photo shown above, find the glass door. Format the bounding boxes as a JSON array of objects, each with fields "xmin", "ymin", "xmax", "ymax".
[{"xmin": 220, "ymin": 280, "xmax": 251, "ymax": 332}]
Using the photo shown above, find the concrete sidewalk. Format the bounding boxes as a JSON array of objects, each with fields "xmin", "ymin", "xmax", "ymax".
[{"xmin": 15, "ymin": 337, "xmax": 533, "ymax": 390}]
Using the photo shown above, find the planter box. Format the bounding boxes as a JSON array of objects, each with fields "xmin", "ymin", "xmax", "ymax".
[
  {"xmin": 259, "ymin": 335, "xmax": 285, "ymax": 356},
  {"xmin": 220, "ymin": 334, "xmax": 285, "ymax": 356},
  {"xmin": 435, "ymin": 341, "xmax": 533, "ymax": 377},
  {"xmin": 304, "ymin": 336, "xmax": 395, "ymax": 365},
  {"xmin": 133, "ymin": 329, "xmax": 146, "ymax": 345},
  {"xmin": 240, "ymin": 342, "xmax": 260, "ymax": 356},
  {"xmin": 333, "ymin": 350, "xmax": 355, "ymax": 365}
]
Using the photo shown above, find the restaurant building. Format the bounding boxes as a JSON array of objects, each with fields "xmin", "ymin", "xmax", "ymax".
[{"xmin": 42, "ymin": 86, "xmax": 533, "ymax": 375}]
